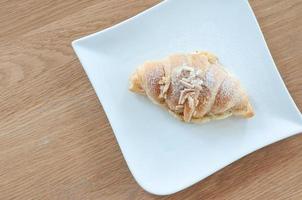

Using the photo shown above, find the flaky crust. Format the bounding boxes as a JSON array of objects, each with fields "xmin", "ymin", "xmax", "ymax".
[{"xmin": 129, "ymin": 51, "xmax": 254, "ymax": 123}]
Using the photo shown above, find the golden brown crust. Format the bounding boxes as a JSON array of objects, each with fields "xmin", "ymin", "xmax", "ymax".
[
  {"xmin": 129, "ymin": 51, "xmax": 254, "ymax": 123},
  {"xmin": 129, "ymin": 70, "xmax": 144, "ymax": 94}
]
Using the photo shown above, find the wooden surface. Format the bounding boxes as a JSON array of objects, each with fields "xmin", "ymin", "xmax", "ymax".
[{"xmin": 0, "ymin": 0, "xmax": 301, "ymax": 199}]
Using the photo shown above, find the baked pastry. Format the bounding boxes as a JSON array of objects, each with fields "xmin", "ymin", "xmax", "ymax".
[{"xmin": 129, "ymin": 51, "xmax": 254, "ymax": 123}]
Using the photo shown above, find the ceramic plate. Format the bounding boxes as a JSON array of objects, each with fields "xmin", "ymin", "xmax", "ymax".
[{"xmin": 72, "ymin": 0, "xmax": 302, "ymax": 195}]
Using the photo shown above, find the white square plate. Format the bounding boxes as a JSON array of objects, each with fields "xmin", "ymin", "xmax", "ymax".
[{"xmin": 72, "ymin": 0, "xmax": 302, "ymax": 195}]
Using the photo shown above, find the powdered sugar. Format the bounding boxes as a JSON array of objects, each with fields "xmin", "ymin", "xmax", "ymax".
[
  {"xmin": 147, "ymin": 67, "xmax": 164, "ymax": 87},
  {"xmin": 218, "ymin": 77, "xmax": 241, "ymax": 104},
  {"xmin": 203, "ymin": 67, "xmax": 215, "ymax": 88}
]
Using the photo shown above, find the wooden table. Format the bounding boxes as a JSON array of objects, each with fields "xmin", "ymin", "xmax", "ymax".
[{"xmin": 1, "ymin": 0, "xmax": 301, "ymax": 199}]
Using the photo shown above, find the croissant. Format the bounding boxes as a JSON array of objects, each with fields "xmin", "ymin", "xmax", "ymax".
[{"xmin": 129, "ymin": 51, "xmax": 254, "ymax": 123}]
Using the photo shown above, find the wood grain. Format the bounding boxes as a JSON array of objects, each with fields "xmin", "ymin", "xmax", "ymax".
[{"xmin": 0, "ymin": 0, "xmax": 301, "ymax": 199}]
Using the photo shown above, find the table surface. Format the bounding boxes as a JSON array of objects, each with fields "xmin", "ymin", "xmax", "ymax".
[{"xmin": 1, "ymin": 0, "xmax": 301, "ymax": 199}]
